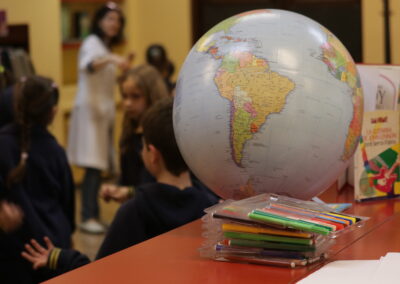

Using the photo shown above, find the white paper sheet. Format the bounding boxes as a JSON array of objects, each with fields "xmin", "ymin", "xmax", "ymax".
[
  {"xmin": 297, "ymin": 253, "xmax": 400, "ymax": 284},
  {"xmin": 369, "ymin": 253, "xmax": 400, "ymax": 284}
]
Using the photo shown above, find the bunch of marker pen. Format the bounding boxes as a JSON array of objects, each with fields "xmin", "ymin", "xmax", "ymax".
[{"xmin": 199, "ymin": 193, "xmax": 368, "ymax": 268}]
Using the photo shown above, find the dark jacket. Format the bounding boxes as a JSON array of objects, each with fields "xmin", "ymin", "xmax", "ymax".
[
  {"xmin": 0, "ymin": 86, "xmax": 14, "ymax": 128},
  {"xmin": 0, "ymin": 124, "xmax": 75, "ymax": 284},
  {"xmin": 96, "ymin": 180, "xmax": 218, "ymax": 258}
]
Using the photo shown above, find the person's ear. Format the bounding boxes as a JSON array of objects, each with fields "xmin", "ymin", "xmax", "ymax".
[{"xmin": 148, "ymin": 144, "xmax": 160, "ymax": 164}]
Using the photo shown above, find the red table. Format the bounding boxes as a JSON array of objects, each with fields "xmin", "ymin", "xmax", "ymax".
[{"xmin": 44, "ymin": 185, "xmax": 400, "ymax": 284}]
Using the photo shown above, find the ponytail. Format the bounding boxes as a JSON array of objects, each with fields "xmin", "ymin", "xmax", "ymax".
[
  {"xmin": 6, "ymin": 75, "xmax": 58, "ymax": 188},
  {"xmin": 7, "ymin": 151, "xmax": 29, "ymax": 188}
]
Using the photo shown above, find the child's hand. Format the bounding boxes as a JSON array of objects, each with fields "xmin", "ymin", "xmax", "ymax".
[
  {"xmin": 21, "ymin": 237, "xmax": 54, "ymax": 270},
  {"xmin": 0, "ymin": 201, "xmax": 23, "ymax": 232},
  {"xmin": 110, "ymin": 54, "xmax": 131, "ymax": 72},
  {"xmin": 100, "ymin": 183, "xmax": 117, "ymax": 202},
  {"xmin": 100, "ymin": 184, "xmax": 131, "ymax": 203}
]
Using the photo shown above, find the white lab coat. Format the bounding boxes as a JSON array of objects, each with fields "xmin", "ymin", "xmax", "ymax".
[{"xmin": 67, "ymin": 35, "xmax": 116, "ymax": 171}]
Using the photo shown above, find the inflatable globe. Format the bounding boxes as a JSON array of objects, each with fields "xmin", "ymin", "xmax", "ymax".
[{"xmin": 173, "ymin": 9, "xmax": 363, "ymax": 200}]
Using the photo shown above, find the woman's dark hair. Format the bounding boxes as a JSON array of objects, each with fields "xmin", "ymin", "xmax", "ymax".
[
  {"xmin": 7, "ymin": 75, "xmax": 59, "ymax": 187},
  {"xmin": 90, "ymin": 2, "xmax": 125, "ymax": 46}
]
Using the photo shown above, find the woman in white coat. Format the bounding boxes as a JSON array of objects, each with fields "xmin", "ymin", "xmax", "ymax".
[{"xmin": 67, "ymin": 2, "xmax": 132, "ymax": 233}]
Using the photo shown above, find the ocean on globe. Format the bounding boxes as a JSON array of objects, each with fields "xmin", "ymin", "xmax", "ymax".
[{"xmin": 173, "ymin": 9, "xmax": 363, "ymax": 200}]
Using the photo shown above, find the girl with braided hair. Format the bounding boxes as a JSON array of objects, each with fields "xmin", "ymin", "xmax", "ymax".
[{"xmin": 0, "ymin": 75, "xmax": 75, "ymax": 283}]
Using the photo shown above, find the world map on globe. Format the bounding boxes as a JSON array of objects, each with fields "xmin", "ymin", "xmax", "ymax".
[{"xmin": 173, "ymin": 9, "xmax": 363, "ymax": 200}]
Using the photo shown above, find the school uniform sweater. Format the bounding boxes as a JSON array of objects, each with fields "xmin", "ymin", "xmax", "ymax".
[
  {"xmin": 0, "ymin": 124, "xmax": 75, "ymax": 284},
  {"xmin": 43, "ymin": 179, "xmax": 218, "ymax": 277},
  {"xmin": 0, "ymin": 87, "xmax": 14, "ymax": 128},
  {"xmin": 96, "ymin": 180, "xmax": 218, "ymax": 258}
]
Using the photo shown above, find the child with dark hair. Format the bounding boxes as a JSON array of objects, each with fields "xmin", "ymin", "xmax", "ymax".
[
  {"xmin": 0, "ymin": 75, "xmax": 75, "ymax": 283},
  {"xmin": 20, "ymin": 98, "xmax": 218, "ymax": 275},
  {"xmin": 96, "ymin": 97, "xmax": 218, "ymax": 258},
  {"xmin": 146, "ymin": 44, "xmax": 176, "ymax": 94}
]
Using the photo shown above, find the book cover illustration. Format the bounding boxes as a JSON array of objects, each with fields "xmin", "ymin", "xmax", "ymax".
[{"xmin": 355, "ymin": 110, "xmax": 400, "ymax": 201}]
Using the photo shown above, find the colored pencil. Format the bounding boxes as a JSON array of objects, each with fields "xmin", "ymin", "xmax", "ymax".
[
  {"xmin": 225, "ymin": 238, "xmax": 316, "ymax": 252},
  {"xmin": 249, "ymin": 210, "xmax": 331, "ymax": 235},
  {"xmin": 221, "ymin": 223, "xmax": 312, "ymax": 238}
]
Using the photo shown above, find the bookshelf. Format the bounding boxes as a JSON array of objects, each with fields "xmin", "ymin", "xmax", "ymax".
[{"xmin": 60, "ymin": 0, "xmax": 123, "ymax": 84}]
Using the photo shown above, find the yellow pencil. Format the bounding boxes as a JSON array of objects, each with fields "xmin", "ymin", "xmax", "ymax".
[
  {"xmin": 222, "ymin": 223, "xmax": 313, "ymax": 239},
  {"xmin": 324, "ymin": 212, "xmax": 357, "ymax": 224}
]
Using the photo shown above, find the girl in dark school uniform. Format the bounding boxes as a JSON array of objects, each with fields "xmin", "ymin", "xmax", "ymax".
[
  {"xmin": 0, "ymin": 75, "xmax": 75, "ymax": 284},
  {"xmin": 100, "ymin": 64, "xmax": 169, "ymax": 202}
]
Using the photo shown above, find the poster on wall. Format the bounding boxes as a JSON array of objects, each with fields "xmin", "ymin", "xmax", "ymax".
[{"xmin": 354, "ymin": 110, "xmax": 399, "ymax": 201}]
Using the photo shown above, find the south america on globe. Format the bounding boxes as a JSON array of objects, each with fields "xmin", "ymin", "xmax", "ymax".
[{"xmin": 173, "ymin": 9, "xmax": 363, "ymax": 200}]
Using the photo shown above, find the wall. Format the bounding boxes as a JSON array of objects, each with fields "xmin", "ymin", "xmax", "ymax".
[
  {"xmin": 124, "ymin": 0, "xmax": 400, "ymax": 69},
  {"xmin": 361, "ymin": 0, "xmax": 385, "ymax": 63},
  {"xmin": 123, "ymin": 0, "xmax": 192, "ymax": 80},
  {"xmin": 59, "ymin": 0, "xmax": 192, "ymax": 85},
  {"xmin": 361, "ymin": 0, "xmax": 400, "ymax": 64},
  {"xmin": 2, "ymin": 0, "xmax": 398, "ymax": 88},
  {"xmin": 124, "ymin": 0, "xmax": 397, "ymax": 67},
  {"xmin": 1, "ymin": 0, "xmax": 62, "ymax": 84},
  {"xmin": 390, "ymin": 0, "xmax": 400, "ymax": 64}
]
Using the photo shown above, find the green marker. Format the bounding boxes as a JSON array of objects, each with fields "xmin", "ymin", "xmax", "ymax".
[
  {"xmin": 248, "ymin": 210, "xmax": 331, "ymax": 235},
  {"xmin": 223, "ymin": 231, "xmax": 313, "ymax": 246},
  {"xmin": 228, "ymin": 239, "xmax": 316, "ymax": 252}
]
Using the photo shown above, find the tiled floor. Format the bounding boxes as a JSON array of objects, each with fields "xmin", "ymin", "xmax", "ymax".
[{"xmin": 72, "ymin": 189, "xmax": 120, "ymax": 260}]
